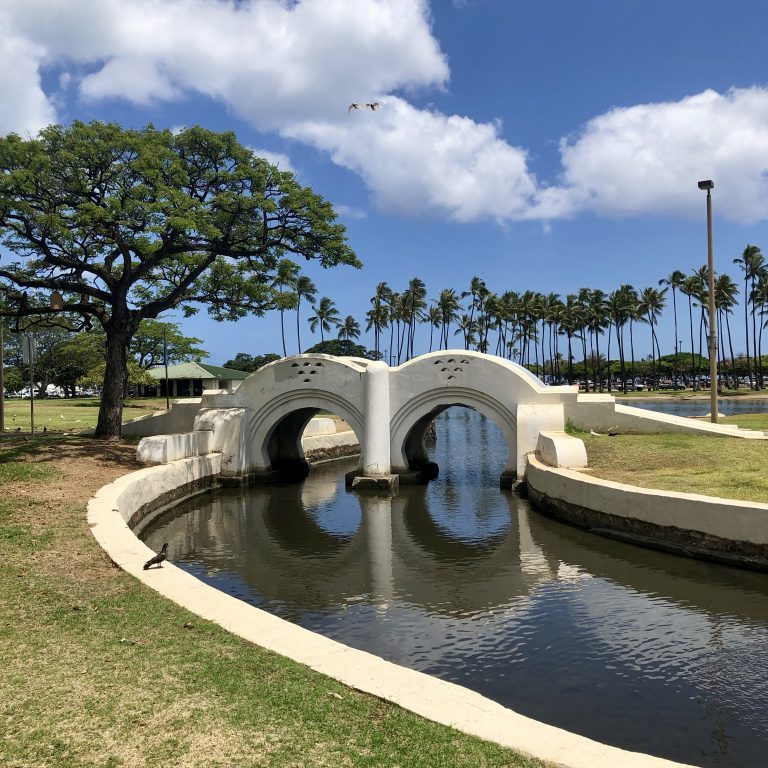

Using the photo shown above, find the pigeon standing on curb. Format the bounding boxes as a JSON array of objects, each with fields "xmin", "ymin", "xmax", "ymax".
[{"xmin": 143, "ymin": 543, "xmax": 168, "ymax": 570}]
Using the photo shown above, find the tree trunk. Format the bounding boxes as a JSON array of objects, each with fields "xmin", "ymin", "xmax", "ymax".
[
  {"xmin": 725, "ymin": 311, "xmax": 736, "ymax": 388},
  {"xmin": 743, "ymin": 278, "xmax": 751, "ymax": 388},
  {"xmin": 95, "ymin": 327, "xmax": 130, "ymax": 439},
  {"xmin": 751, "ymin": 279, "xmax": 759, "ymax": 389}
]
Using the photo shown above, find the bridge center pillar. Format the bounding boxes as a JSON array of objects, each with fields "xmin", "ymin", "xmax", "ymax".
[{"xmin": 363, "ymin": 361, "xmax": 391, "ymax": 476}]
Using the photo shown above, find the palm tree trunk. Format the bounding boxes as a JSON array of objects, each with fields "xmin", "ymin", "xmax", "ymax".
[
  {"xmin": 744, "ymin": 277, "xmax": 752, "ymax": 388},
  {"xmin": 296, "ymin": 300, "xmax": 303, "ymax": 353},
  {"xmin": 280, "ymin": 310, "xmax": 287, "ymax": 357},
  {"xmin": 758, "ymin": 306, "xmax": 765, "ymax": 389},
  {"xmin": 688, "ymin": 296, "xmax": 695, "ymax": 389},
  {"xmin": 751, "ymin": 277, "xmax": 760, "ymax": 389},
  {"xmin": 672, "ymin": 287, "xmax": 679, "ymax": 386},
  {"xmin": 725, "ymin": 311, "xmax": 736, "ymax": 387},
  {"xmin": 698, "ymin": 308, "xmax": 706, "ymax": 386}
]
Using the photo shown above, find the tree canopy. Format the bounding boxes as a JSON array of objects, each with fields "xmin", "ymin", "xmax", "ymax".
[
  {"xmin": 304, "ymin": 339, "xmax": 381, "ymax": 360},
  {"xmin": 222, "ymin": 352, "xmax": 281, "ymax": 373},
  {"xmin": 0, "ymin": 121, "xmax": 359, "ymax": 436}
]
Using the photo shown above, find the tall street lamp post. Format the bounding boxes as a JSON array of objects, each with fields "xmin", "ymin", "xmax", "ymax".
[{"xmin": 698, "ymin": 179, "xmax": 718, "ymax": 423}]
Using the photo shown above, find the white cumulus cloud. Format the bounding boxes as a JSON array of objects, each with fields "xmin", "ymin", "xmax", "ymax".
[
  {"xmin": 0, "ymin": 1, "xmax": 767, "ymax": 225},
  {"xmin": 551, "ymin": 87, "xmax": 768, "ymax": 224},
  {"xmin": 0, "ymin": 0, "xmax": 448, "ymax": 128},
  {"xmin": 0, "ymin": 27, "xmax": 57, "ymax": 135},
  {"xmin": 286, "ymin": 96, "xmax": 541, "ymax": 222},
  {"xmin": 248, "ymin": 146, "xmax": 294, "ymax": 172}
]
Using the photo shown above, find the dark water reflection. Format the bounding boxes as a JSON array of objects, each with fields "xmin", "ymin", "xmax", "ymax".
[{"xmin": 141, "ymin": 409, "xmax": 768, "ymax": 767}]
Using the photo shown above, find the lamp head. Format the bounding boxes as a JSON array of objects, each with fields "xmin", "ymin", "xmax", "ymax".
[{"xmin": 697, "ymin": 180, "xmax": 714, "ymax": 190}]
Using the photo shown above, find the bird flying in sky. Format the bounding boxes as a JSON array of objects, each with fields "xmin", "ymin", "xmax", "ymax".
[{"xmin": 348, "ymin": 102, "xmax": 381, "ymax": 113}]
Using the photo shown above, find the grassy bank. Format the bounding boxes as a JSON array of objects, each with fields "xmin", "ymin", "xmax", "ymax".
[
  {"xmin": 582, "ymin": 430, "xmax": 768, "ymax": 503},
  {"xmin": 0, "ymin": 436, "xmax": 544, "ymax": 768},
  {"xmin": 1, "ymin": 397, "xmax": 168, "ymax": 432}
]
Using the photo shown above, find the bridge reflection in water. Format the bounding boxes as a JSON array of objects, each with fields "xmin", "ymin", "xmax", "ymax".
[{"xmin": 140, "ymin": 408, "xmax": 768, "ymax": 768}]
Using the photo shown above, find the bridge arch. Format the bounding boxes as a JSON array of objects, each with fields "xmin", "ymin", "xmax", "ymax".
[
  {"xmin": 195, "ymin": 350, "xmax": 578, "ymax": 485},
  {"xmin": 390, "ymin": 388, "xmax": 517, "ymax": 478},
  {"xmin": 249, "ymin": 389, "xmax": 364, "ymax": 478},
  {"xmin": 388, "ymin": 351, "xmax": 574, "ymax": 481}
]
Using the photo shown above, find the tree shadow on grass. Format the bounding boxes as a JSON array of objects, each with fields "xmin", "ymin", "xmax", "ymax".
[{"xmin": 0, "ymin": 435, "xmax": 139, "ymax": 468}]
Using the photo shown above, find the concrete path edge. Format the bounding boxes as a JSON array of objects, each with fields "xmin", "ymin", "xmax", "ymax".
[{"xmin": 87, "ymin": 454, "xmax": 695, "ymax": 768}]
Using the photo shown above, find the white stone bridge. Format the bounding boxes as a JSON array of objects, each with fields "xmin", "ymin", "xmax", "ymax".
[{"xmin": 183, "ymin": 350, "xmax": 581, "ymax": 488}]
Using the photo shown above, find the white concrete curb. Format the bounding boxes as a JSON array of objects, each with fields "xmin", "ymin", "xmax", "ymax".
[
  {"xmin": 87, "ymin": 456, "xmax": 694, "ymax": 768},
  {"xmin": 526, "ymin": 455, "xmax": 768, "ymax": 548}
]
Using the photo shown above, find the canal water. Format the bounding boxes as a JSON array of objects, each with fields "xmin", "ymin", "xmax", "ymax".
[
  {"xmin": 616, "ymin": 397, "xmax": 768, "ymax": 419},
  {"xmin": 140, "ymin": 408, "xmax": 768, "ymax": 767}
]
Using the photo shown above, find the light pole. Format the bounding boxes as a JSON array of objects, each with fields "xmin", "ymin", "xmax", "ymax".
[{"xmin": 698, "ymin": 179, "xmax": 718, "ymax": 422}]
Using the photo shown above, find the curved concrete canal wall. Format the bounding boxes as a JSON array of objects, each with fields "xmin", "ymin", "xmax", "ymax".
[
  {"xmin": 526, "ymin": 454, "xmax": 768, "ymax": 570},
  {"xmin": 87, "ymin": 454, "xmax": 694, "ymax": 768}
]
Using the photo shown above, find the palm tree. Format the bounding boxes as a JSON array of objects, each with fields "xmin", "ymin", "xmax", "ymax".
[
  {"xmin": 402, "ymin": 277, "xmax": 427, "ymax": 360},
  {"xmin": 462, "ymin": 276, "xmax": 488, "ymax": 336},
  {"xmin": 294, "ymin": 275, "xmax": 316, "ymax": 354},
  {"xmin": 751, "ymin": 269, "xmax": 768, "ymax": 387},
  {"xmin": 715, "ymin": 273, "xmax": 739, "ymax": 387},
  {"xmin": 733, "ymin": 245, "xmax": 764, "ymax": 388},
  {"xmin": 659, "ymin": 270, "xmax": 686, "ymax": 386},
  {"xmin": 337, "ymin": 315, "xmax": 360, "ymax": 342},
  {"xmin": 608, "ymin": 285, "xmax": 636, "ymax": 392},
  {"xmin": 367, "ymin": 282, "xmax": 392, "ymax": 357},
  {"xmin": 477, "ymin": 292, "xmax": 501, "ymax": 354},
  {"xmin": 455, "ymin": 314, "xmax": 476, "ymax": 350},
  {"xmin": 690, "ymin": 266, "xmax": 711, "ymax": 387},
  {"xmin": 575, "ymin": 288, "xmax": 592, "ymax": 386},
  {"xmin": 384, "ymin": 290, "xmax": 400, "ymax": 365},
  {"xmin": 425, "ymin": 304, "xmax": 441, "ymax": 352},
  {"xmin": 517, "ymin": 290, "xmax": 540, "ymax": 368},
  {"xmin": 437, "ymin": 288, "xmax": 461, "ymax": 350},
  {"xmin": 542, "ymin": 292, "xmax": 563, "ymax": 381},
  {"xmin": 557, "ymin": 294, "xmax": 583, "ymax": 385},
  {"xmin": 638, "ymin": 286, "xmax": 667, "ymax": 389},
  {"xmin": 585, "ymin": 289, "xmax": 609, "ymax": 391},
  {"xmin": 308, "ymin": 296, "xmax": 341, "ymax": 343},
  {"xmin": 272, "ymin": 259, "xmax": 300, "ymax": 356},
  {"xmin": 493, "ymin": 291, "xmax": 515, "ymax": 359},
  {"xmin": 681, "ymin": 274, "xmax": 702, "ymax": 387}
]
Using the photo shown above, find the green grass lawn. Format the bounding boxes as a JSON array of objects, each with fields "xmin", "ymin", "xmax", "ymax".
[
  {"xmin": 582, "ymin": 430, "xmax": 768, "ymax": 502},
  {"xmin": 0, "ymin": 437, "xmax": 546, "ymax": 768},
  {"xmin": 1, "ymin": 396, "xmax": 169, "ymax": 432}
]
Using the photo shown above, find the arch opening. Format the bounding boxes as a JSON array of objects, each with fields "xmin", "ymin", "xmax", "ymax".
[
  {"xmin": 398, "ymin": 402, "xmax": 513, "ymax": 488},
  {"xmin": 266, "ymin": 407, "xmax": 317, "ymax": 481},
  {"xmin": 263, "ymin": 406, "xmax": 362, "ymax": 483}
]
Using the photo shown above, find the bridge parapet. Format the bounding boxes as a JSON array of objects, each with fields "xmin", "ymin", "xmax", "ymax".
[{"xmin": 388, "ymin": 351, "xmax": 578, "ymax": 481}]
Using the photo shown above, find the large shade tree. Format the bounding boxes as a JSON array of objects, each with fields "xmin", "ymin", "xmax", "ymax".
[{"xmin": 0, "ymin": 121, "xmax": 359, "ymax": 437}]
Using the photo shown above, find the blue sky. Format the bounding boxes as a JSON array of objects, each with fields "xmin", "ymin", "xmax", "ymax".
[{"xmin": 1, "ymin": 0, "xmax": 767, "ymax": 364}]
